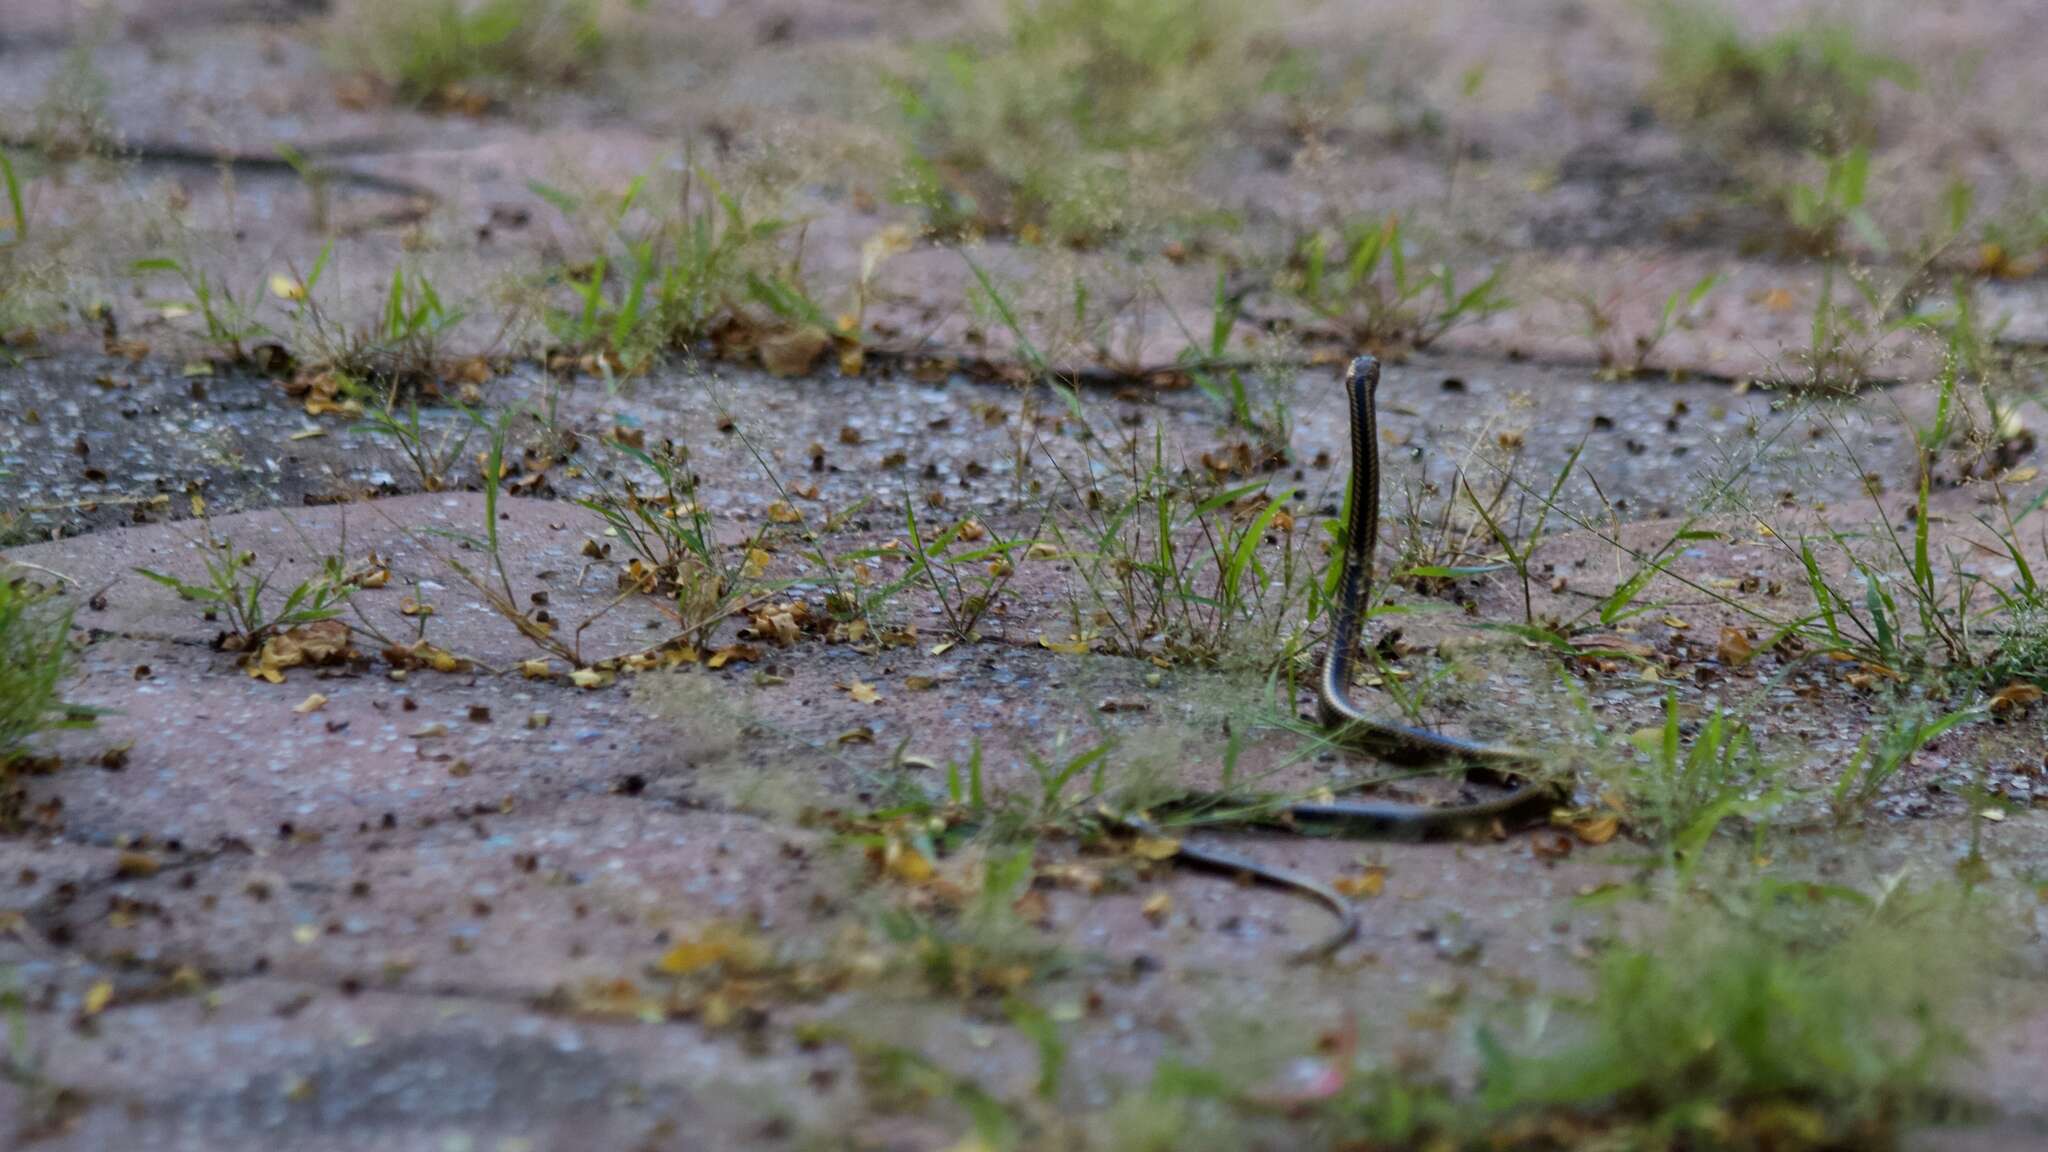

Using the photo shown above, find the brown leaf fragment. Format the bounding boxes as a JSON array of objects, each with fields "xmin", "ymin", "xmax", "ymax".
[
  {"xmin": 759, "ymin": 326, "xmax": 831, "ymax": 377},
  {"xmin": 1990, "ymin": 683, "xmax": 2044, "ymax": 716},
  {"xmin": 1332, "ymin": 866, "xmax": 1386, "ymax": 898},
  {"xmin": 1572, "ymin": 813, "xmax": 1621, "ymax": 845},
  {"xmin": 1716, "ymin": 626, "xmax": 1754, "ymax": 667}
]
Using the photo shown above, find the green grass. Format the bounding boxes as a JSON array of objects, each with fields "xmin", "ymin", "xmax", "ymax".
[
  {"xmin": 1470, "ymin": 876, "xmax": 1982, "ymax": 1148},
  {"xmin": 135, "ymin": 527, "xmax": 354, "ymax": 653},
  {"xmin": 889, "ymin": 0, "xmax": 1257, "ymax": 244},
  {"xmin": 1282, "ymin": 214, "xmax": 1511, "ymax": 352},
  {"xmin": 0, "ymin": 578, "xmax": 86, "ymax": 773},
  {"xmin": 1649, "ymin": 0, "xmax": 1915, "ymax": 152},
  {"xmin": 529, "ymin": 167, "xmax": 824, "ymax": 374},
  {"xmin": 0, "ymin": 577, "xmax": 91, "ymax": 830},
  {"xmin": 325, "ymin": 0, "xmax": 631, "ymax": 108},
  {"xmin": 0, "ymin": 150, "xmax": 65, "ymax": 347}
]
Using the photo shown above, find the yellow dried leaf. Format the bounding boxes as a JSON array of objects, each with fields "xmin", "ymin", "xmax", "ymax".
[
  {"xmin": 2004, "ymin": 466, "xmax": 2040, "ymax": 485},
  {"xmin": 759, "ymin": 325, "xmax": 831, "ymax": 377},
  {"xmin": 1716, "ymin": 626, "xmax": 1753, "ymax": 667},
  {"xmin": 1989, "ymin": 682, "xmax": 2044, "ymax": 715},
  {"xmin": 83, "ymin": 980, "xmax": 114, "ymax": 1017},
  {"xmin": 884, "ymin": 840, "xmax": 935, "ymax": 884},
  {"xmin": 766, "ymin": 502, "xmax": 802, "ymax": 524},
  {"xmin": 294, "ymin": 693, "xmax": 329, "ymax": 714},
  {"xmin": 1130, "ymin": 835, "xmax": 1180, "ymax": 861},
  {"xmin": 859, "ymin": 224, "xmax": 914, "ymax": 283},
  {"xmin": 519, "ymin": 660, "xmax": 552, "ymax": 680},
  {"xmin": 1038, "ymin": 635, "xmax": 1092, "ymax": 655},
  {"xmin": 842, "ymin": 680, "xmax": 882, "ymax": 705},
  {"xmin": 1573, "ymin": 813, "xmax": 1621, "ymax": 845},
  {"xmin": 1333, "ymin": 866, "xmax": 1386, "ymax": 899},
  {"xmin": 655, "ymin": 923, "xmax": 762, "ymax": 976},
  {"xmin": 569, "ymin": 668, "xmax": 611, "ymax": 689},
  {"xmin": 269, "ymin": 274, "xmax": 306, "ymax": 301},
  {"xmin": 1141, "ymin": 891, "xmax": 1172, "ymax": 923}
]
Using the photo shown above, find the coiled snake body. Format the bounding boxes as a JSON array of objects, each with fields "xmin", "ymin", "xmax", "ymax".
[{"xmin": 1126, "ymin": 355, "xmax": 1560, "ymax": 961}]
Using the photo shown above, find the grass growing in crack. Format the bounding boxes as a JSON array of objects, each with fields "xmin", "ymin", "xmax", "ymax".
[
  {"xmin": 1615, "ymin": 691, "xmax": 1780, "ymax": 850},
  {"xmin": 0, "ymin": 578, "xmax": 90, "ymax": 777},
  {"xmin": 418, "ymin": 409, "xmax": 634, "ymax": 669},
  {"xmin": 1828, "ymin": 696, "xmax": 1979, "ymax": 825},
  {"xmin": 132, "ymin": 256, "xmax": 269, "ymax": 363},
  {"xmin": 1471, "ymin": 875, "xmax": 1981, "ymax": 1149},
  {"xmin": 531, "ymin": 167, "xmax": 827, "ymax": 374},
  {"xmin": 324, "ymin": 0, "xmax": 633, "ymax": 108},
  {"xmin": 277, "ymin": 245, "xmax": 467, "ymax": 386},
  {"xmin": 356, "ymin": 395, "xmax": 479, "ymax": 493},
  {"xmin": 575, "ymin": 435, "xmax": 776, "ymax": 650},
  {"xmin": 873, "ymin": 846, "xmax": 1060, "ymax": 1000},
  {"xmin": 0, "ymin": 152, "xmax": 83, "ymax": 352},
  {"xmin": 1649, "ymin": 0, "xmax": 1914, "ymax": 152},
  {"xmin": 1765, "ymin": 144, "xmax": 1884, "ymax": 260},
  {"xmin": 889, "ymin": 0, "xmax": 1256, "ymax": 243},
  {"xmin": 1562, "ymin": 269, "xmax": 1720, "ymax": 379},
  {"xmin": 1044, "ymin": 431, "xmax": 1331, "ymax": 669},
  {"xmin": 900, "ymin": 498, "xmax": 1036, "ymax": 642},
  {"xmin": 1173, "ymin": 264, "xmax": 1290, "ymax": 448},
  {"xmin": 1281, "ymin": 215, "xmax": 1510, "ymax": 352},
  {"xmin": 1093, "ymin": 874, "xmax": 1989, "ymax": 1150},
  {"xmin": 134, "ymin": 516, "xmax": 354, "ymax": 652}
]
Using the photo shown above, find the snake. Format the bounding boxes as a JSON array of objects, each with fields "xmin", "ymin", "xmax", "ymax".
[{"xmin": 1120, "ymin": 354, "xmax": 1563, "ymax": 963}]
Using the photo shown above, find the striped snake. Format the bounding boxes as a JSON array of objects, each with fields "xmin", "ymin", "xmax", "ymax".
[{"xmin": 1123, "ymin": 355, "xmax": 1561, "ymax": 961}]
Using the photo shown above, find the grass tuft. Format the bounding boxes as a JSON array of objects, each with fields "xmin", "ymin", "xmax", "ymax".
[
  {"xmin": 325, "ymin": 0, "xmax": 634, "ymax": 108},
  {"xmin": 1649, "ymin": 0, "xmax": 1914, "ymax": 152},
  {"xmin": 890, "ymin": 0, "xmax": 1256, "ymax": 244}
]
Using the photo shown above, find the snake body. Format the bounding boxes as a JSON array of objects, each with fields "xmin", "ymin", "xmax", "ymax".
[{"xmin": 1130, "ymin": 355, "xmax": 1560, "ymax": 960}]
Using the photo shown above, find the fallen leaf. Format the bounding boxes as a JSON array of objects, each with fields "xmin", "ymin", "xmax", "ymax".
[
  {"xmin": 294, "ymin": 693, "xmax": 329, "ymax": 714},
  {"xmin": 1142, "ymin": 891, "xmax": 1173, "ymax": 923},
  {"xmin": 1572, "ymin": 813, "xmax": 1621, "ymax": 845},
  {"xmin": 759, "ymin": 326, "xmax": 832, "ymax": 377},
  {"xmin": 842, "ymin": 680, "xmax": 883, "ymax": 704},
  {"xmin": 1990, "ymin": 682, "xmax": 2044, "ymax": 715},
  {"xmin": 1333, "ymin": 866, "xmax": 1386, "ymax": 898},
  {"xmin": 1038, "ymin": 635, "xmax": 1092, "ymax": 655},
  {"xmin": 706, "ymin": 644, "xmax": 759, "ymax": 669},
  {"xmin": 766, "ymin": 501, "xmax": 802, "ymax": 524},
  {"xmin": 882, "ymin": 839, "xmax": 935, "ymax": 884},
  {"xmin": 1130, "ymin": 834, "xmax": 1180, "ymax": 861},
  {"xmin": 655, "ymin": 922, "xmax": 766, "ymax": 976},
  {"xmin": 250, "ymin": 620, "xmax": 354, "ymax": 682},
  {"xmin": 1716, "ymin": 627, "xmax": 1753, "ymax": 666},
  {"xmin": 569, "ymin": 668, "xmax": 612, "ymax": 690},
  {"xmin": 83, "ymin": 980, "xmax": 114, "ymax": 1017}
]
